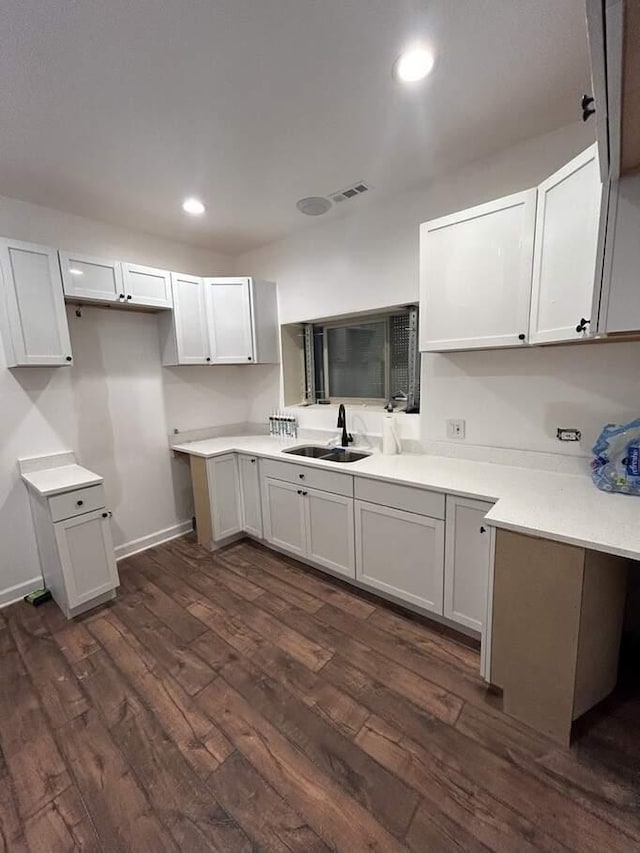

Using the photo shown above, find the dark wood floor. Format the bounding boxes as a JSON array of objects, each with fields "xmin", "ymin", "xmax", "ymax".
[{"xmin": 1, "ymin": 537, "xmax": 640, "ymax": 852}]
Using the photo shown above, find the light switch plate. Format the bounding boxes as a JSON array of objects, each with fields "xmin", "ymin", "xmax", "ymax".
[{"xmin": 446, "ymin": 419, "xmax": 466, "ymax": 439}]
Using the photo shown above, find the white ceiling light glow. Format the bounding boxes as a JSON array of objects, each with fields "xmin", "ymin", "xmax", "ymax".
[
  {"xmin": 182, "ymin": 197, "xmax": 206, "ymax": 215},
  {"xmin": 394, "ymin": 45, "xmax": 434, "ymax": 83}
]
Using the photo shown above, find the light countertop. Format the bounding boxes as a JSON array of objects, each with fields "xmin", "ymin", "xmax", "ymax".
[
  {"xmin": 172, "ymin": 435, "xmax": 640, "ymax": 562},
  {"xmin": 21, "ymin": 464, "xmax": 103, "ymax": 497}
]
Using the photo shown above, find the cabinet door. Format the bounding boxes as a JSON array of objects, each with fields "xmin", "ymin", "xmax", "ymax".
[
  {"xmin": 303, "ymin": 487, "xmax": 355, "ymax": 578},
  {"xmin": 207, "ymin": 454, "xmax": 242, "ymax": 541},
  {"xmin": 444, "ymin": 496, "xmax": 494, "ymax": 632},
  {"xmin": 123, "ymin": 263, "xmax": 172, "ymax": 309},
  {"xmin": 238, "ymin": 454, "xmax": 263, "ymax": 538},
  {"xmin": 529, "ymin": 144, "xmax": 607, "ymax": 344},
  {"xmin": 262, "ymin": 477, "xmax": 306, "ymax": 557},
  {"xmin": 169, "ymin": 272, "xmax": 210, "ymax": 364},
  {"xmin": 59, "ymin": 250, "xmax": 124, "ymax": 303},
  {"xmin": 54, "ymin": 510, "xmax": 119, "ymax": 609},
  {"xmin": 355, "ymin": 500, "xmax": 444, "ymax": 614},
  {"xmin": 0, "ymin": 239, "xmax": 73, "ymax": 366},
  {"xmin": 420, "ymin": 189, "xmax": 536, "ymax": 351},
  {"xmin": 204, "ymin": 277, "xmax": 255, "ymax": 364}
]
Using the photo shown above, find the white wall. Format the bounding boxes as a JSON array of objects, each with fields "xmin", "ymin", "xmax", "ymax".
[
  {"xmin": 0, "ymin": 194, "xmax": 259, "ymax": 604},
  {"xmin": 238, "ymin": 121, "xmax": 640, "ymax": 458}
]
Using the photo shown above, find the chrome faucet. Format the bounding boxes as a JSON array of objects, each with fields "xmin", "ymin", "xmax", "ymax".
[{"xmin": 336, "ymin": 404, "xmax": 353, "ymax": 448}]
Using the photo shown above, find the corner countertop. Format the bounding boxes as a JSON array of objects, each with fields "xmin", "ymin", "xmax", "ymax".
[{"xmin": 172, "ymin": 435, "xmax": 640, "ymax": 562}]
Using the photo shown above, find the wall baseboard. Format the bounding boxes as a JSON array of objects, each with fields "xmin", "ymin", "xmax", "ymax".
[
  {"xmin": 0, "ymin": 575, "xmax": 43, "ymax": 610},
  {"xmin": 114, "ymin": 520, "xmax": 193, "ymax": 561}
]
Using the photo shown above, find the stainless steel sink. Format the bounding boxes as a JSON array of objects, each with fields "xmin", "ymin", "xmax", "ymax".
[{"xmin": 283, "ymin": 445, "xmax": 371, "ymax": 464}]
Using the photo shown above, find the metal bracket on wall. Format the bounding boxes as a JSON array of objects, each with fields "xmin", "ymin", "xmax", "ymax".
[{"xmin": 303, "ymin": 323, "xmax": 316, "ymax": 403}]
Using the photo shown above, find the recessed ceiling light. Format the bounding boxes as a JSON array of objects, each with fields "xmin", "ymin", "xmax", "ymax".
[
  {"xmin": 69, "ymin": 268, "xmax": 83, "ymax": 276},
  {"xmin": 394, "ymin": 46, "xmax": 434, "ymax": 83},
  {"xmin": 182, "ymin": 197, "xmax": 206, "ymax": 215},
  {"xmin": 296, "ymin": 196, "xmax": 332, "ymax": 216}
]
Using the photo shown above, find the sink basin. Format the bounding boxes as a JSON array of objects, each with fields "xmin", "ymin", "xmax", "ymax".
[
  {"xmin": 283, "ymin": 446, "xmax": 332, "ymax": 459},
  {"xmin": 283, "ymin": 445, "xmax": 370, "ymax": 464}
]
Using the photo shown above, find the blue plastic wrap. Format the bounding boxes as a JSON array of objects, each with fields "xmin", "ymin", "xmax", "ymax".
[{"xmin": 591, "ymin": 417, "xmax": 640, "ymax": 495}]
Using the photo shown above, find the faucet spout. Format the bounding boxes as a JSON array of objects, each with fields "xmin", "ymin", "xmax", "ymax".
[{"xmin": 336, "ymin": 404, "xmax": 353, "ymax": 448}]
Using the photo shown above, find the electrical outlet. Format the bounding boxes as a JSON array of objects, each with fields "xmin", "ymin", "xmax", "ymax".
[{"xmin": 446, "ymin": 419, "xmax": 466, "ymax": 439}]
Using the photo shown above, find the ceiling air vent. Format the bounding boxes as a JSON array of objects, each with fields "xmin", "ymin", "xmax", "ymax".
[{"xmin": 330, "ymin": 181, "xmax": 371, "ymax": 204}]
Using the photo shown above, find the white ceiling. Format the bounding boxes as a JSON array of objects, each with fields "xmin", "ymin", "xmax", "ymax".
[{"xmin": 0, "ymin": 0, "xmax": 591, "ymax": 254}]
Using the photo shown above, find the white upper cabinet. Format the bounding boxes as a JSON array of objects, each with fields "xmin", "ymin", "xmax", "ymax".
[
  {"xmin": 161, "ymin": 272, "xmax": 209, "ymax": 365},
  {"xmin": 0, "ymin": 239, "xmax": 73, "ymax": 367},
  {"xmin": 59, "ymin": 250, "xmax": 123, "ymax": 303},
  {"xmin": 528, "ymin": 145, "xmax": 607, "ymax": 344},
  {"xmin": 204, "ymin": 277, "xmax": 279, "ymax": 365},
  {"xmin": 204, "ymin": 277, "xmax": 254, "ymax": 363},
  {"xmin": 420, "ymin": 189, "xmax": 536, "ymax": 351},
  {"xmin": 122, "ymin": 263, "xmax": 172, "ymax": 309}
]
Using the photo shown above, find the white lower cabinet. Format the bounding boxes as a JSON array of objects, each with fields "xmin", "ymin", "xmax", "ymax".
[
  {"xmin": 262, "ymin": 477, "xmax": 307, "ymax": 557},
  {"xmin": 238, "ymin": 454, "xmax": 263, "ymax": 538},
  {"xmin": 26, "ymin": 482, "xmax": 119, "ymax": 619},
  {"xmin": 354, "ymin": 500, "xmax": 445, "ymax": 614},
  {"xmin": 207, "ymin": 454, "xmax": 243, "ymax": 541},
  {"xmin": 54, "ymin": 511, "xmax": 119, "ymax": 610},
  {"xmin": 304, "ymin": 487, "xmax": 355, "ymax": 578},
  {"xmin": 444, "ymin": 496, "xmax": 494, "ymax": 632}
]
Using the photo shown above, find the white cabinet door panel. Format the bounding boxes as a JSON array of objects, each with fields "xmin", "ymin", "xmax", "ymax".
[
  {"xmin": 304, "ymin": 487, "xmax": 355, "ymax": 578},
  {"xmin": 444, "ymin": 496, "xmax": 493, "ymax": 632},
  {"xmin": 262, "ymin": 477, "xmax": 306, "ymax": 557},
  {"xmin": 238, "ymin": 454, "xmax": 263, "ymax": 538},
  {"xmin": 123, "ymin": 263, "xmax": 172, "ymax": 309},
  {"xmin": 420, "ymin": 189, "xmax": 536, "ymax": 351},
  {"xmin": 0, "ymin": 239, "xmax": 72, "ymax": 366},
  {"xmin": 207, "ymin": 454, "xmax": 242, "ymax": 541},
  {"xmin": 529, "ymin": 144, "xmax": 606, "ymax": 344},
  {"xmin": 169, "ymin": 272, "xmax": 209, "ymax": 364},
  {"xmin": 204, "ymin": 278, "xmax": 254, "ymax": 363},
  {"xmin": 54, "ymin": 510, "xmax": 119, "ymax": 609},
  {"xmin": 355, "ymin": 500, "xmax": 444, "ymax": 614},
  {"xmin": 59, "ymin": 251, "xmax": 123, "ymax": 303}
]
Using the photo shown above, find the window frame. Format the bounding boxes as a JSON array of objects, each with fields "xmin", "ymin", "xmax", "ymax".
[{"xmin": 321, "ymin": 314, "xmax": 391, "ymax": 406}]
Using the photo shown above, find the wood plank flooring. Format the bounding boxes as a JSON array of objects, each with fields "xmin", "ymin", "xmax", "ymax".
[{"xmin": 1, "ymin": 535, "xmax": 640, "ymax": 852}]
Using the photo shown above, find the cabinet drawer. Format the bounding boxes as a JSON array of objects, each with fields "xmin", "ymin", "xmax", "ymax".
[
  {"xmin": 354, "ymin": 477, "xmax": 444, "ymax": 519},
  {"xmin": 261, "ymin": 458, "xmax": 353, "ymax": 497},
  {"xmin": 49, "ymin": 485, "xmax": 106, "ymax": 522}
]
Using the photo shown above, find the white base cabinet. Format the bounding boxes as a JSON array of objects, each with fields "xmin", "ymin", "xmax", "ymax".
[
  {"xmin": 207, "ymin": 455, "xmax": 243, "ymax": 541},
  {"xmin": 354, "ymin": 500, "xmax": 444, "ymax": 614},
  {"xmin": 262, "ymin": 477, "xmax": 355, "ymax": 577},
  {"xmin": 0, "ymin": 239, "xmax": 73, "ymax": 367},
  {"xmin": 27, "ymin": 483, "xmax": 119, "ymax": 619},
  {"xmin": 444, "ymin": 496, "xmax": 494, "ymax": 632},
  {"xmin": 238, "ymin": 454, "xmax": 263, "ymax": 538}
]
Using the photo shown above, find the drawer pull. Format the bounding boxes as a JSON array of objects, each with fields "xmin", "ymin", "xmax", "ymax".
[
  {"xmin": 298, "ymin": 473, "xmax": 305, "ymax": 479},
  {"xmin": 76, "ymin": 500, "xmax": 84, "ymax": 507},
  {"xmin": 302, "ymin": 490, "xmax": 308, "ymax": 496},
  {"xmin": 102, "ymin": 512, "xmax": 108, "ymax": 518},
  {"xmin": 250, "ymin": 458, "xmax": 256, "ymax": 463},
  {"xmin": 480, "ymin": 525, "xmax": 486, "ymax": 533}
]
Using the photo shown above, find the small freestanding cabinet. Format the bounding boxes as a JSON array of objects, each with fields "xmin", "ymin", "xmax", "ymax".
[{"xmin": 20, "ymin": 453, "xmax": 119, "ymax": 619}]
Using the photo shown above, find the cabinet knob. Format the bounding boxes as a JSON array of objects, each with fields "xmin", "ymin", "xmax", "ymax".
[
  {"xmin": 250, "ymin": 458, "xmax": 256, "ymax": 463},
  {"xmin": 102, "ymin": 512, "xmax": 108, "ymax": 518},
  {"xmin": 76, "ymin": 500, "xmax": 84, "ymax": 506},
  {"xmin": 302, "ymin": 491, "xmax": 308, "ymax": 496},
  {"xmin": 65, "ymin": 356, "xmax": 72, "ymax": 362},
  {"xmin": 126, "ymin": 294, "xmax": 132, "ymax": 301},
  {"xmin": 298, "ymin": 473, "xmax": 305, "ymax": 479},
  {"xmin": 297, "ymin": 489, "xmax": 302, "ymax": 495},
  {"xmin": 581, "ymin": 94, "xmax": 595, "ymax": 122},
  {"xmin": 576, "ymin": 318, "xmax": 590, "ymax": 333},
  {"xmin": 206, "ymin": 357, "xmax": 211, "ymax": 362},
  {"xmin": 480, "ymin": 525, "xmax": 487, "ymax": 533},
  {"xmin": 518, "ymin": 333, "xmax": 526, "ymax": 341},
  {"xmin": 119, "ymin": 293, "xmax": 125, "ymax": 299}
]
